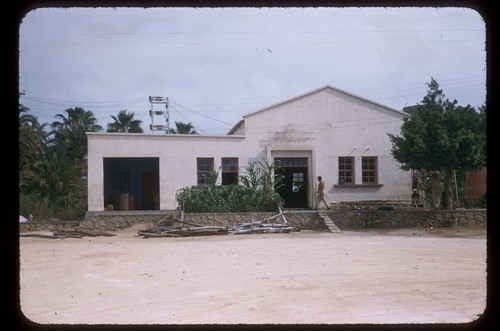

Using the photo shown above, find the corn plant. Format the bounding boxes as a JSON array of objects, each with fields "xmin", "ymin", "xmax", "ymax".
[{"xmin": 176, "ymin": 159, "xmax": 284, "ymax": 212}]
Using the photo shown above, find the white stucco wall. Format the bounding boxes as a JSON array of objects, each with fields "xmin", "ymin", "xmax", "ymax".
[
  {"xmin": 87, "ymin": 133, "xmax": 247, "ymax": 211},
  {"xmin": 87, "ymin": 86, "xmax": 412, "ymax": 211},
  {"xmin": 240, "ymin": 87, "xmax": 411, "ymax": 204}
]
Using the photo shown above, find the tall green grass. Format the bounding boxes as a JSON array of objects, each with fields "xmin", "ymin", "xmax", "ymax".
[{"xmin": 176, "ymin": 160, "xmax": 284, "ymax": 212}]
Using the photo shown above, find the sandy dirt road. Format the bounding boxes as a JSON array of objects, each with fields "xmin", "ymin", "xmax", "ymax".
[{"xmin": 18, "ymin": 226, "xmax": 487, "ymax": 326}]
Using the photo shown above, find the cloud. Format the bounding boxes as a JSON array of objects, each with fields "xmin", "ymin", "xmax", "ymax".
[{"xmin": 19, "ymin": 7, "xmax": 486, "ymax": 134}]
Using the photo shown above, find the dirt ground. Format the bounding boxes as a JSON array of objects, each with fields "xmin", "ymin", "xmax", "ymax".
[{"xmin": 18, "ymin": 225, "xmax": 488, "ymax": 326}]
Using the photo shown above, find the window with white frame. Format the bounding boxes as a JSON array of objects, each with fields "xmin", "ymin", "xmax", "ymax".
[
  {"xmin": 221, "ymin": 157, "xmax": 238, "ymax": 185},
  {"xmin": 338, "ymin": 157, "xmax": 354, "ymax": 184},
  {"xmin": 362, "ymin": 157, "xmax": 378, "ymax": 184},
  {"xmin": 197, "ymin": 158, "xmax": 214, "ymax": 185}
]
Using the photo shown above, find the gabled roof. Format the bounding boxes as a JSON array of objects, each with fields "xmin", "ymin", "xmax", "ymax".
[
  {"xmin": 226, "ymin": 119, "xmax": 244, "ymax": 135},
  {"xmin": 227, "ymin": 85, "xmax": 409, "ymax": 135}
]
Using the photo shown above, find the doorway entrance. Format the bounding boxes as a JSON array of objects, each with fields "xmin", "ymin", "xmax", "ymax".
[
  {"xmin": 142, "ymin": 172, "xmax": 159, "ymax": 210},
  {"xmin": 274, "ymin": 157, "xmax": 308, "ymax": 208}
]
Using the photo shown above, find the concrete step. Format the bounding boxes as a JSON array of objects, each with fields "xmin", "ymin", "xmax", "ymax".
[{"xmin": 318, "ymin": 212, "xmax": 341, "ymax": 233}]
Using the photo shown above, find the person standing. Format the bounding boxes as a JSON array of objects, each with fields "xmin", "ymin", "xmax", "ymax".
[{"xmin": 315, "ymin": 176, "xmax": 330, "ymax": 209}]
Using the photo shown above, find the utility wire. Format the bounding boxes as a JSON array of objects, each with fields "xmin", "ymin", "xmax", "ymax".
[
  {"xmin": 169, "ymin": 104, "xmax": 206, "ymax": 134},
  {"xmin": 23, "ymin": 28, "xmax": 484, "ymax": 37},
  {"xmin": 169, "ymin": 100, "xmax": 234, "ymax": 126}
]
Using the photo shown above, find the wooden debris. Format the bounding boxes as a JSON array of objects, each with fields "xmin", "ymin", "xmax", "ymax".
[
  {"xmin": 227, "ymin": 207, "xmax": 297, "ymax": 235},
  {"xmin": 19, "ymin": 229, "xmax": 116, "ymax": 239},
  {"xmin": 138, "ymin": 225, "xmax": 228, "ymax": 238},
  {"xmin": 228, "ymin": 220, "xmax": 294, "ymax": 235},
  {"xmin": 138, "ymin": 209, "xmax": 296, "ymax": 238},
  {"xmin": 19, "ymin": 233, "xmax": 60, "ymax": 239}
]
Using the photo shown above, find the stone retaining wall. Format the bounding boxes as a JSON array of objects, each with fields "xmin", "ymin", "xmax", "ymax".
[
  {"xmin": 328, "ymin": 208, "xmax": 487, "ymax": 229},
  {"xmin": 74, "ymin": 211, "xmax": 326, "ymax": 233},
  {"xmin": 20, "ymin": 209, "xmax": 486, "ymax": 233},
  {"xmin": 19, "ymin": 220, "xmax": 81, "ymax": 233}
]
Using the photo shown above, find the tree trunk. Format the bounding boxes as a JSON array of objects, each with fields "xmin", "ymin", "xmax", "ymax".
[
  {"xmin": 430, "ymin": 172, "xmax": 441, "ymax": 209},
  {"xmin": 443, "ymin": 168, "xmax": 454, "ymax": 209}
]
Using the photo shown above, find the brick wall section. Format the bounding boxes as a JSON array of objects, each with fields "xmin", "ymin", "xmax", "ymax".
[
  {"xmin": 19, "ymin": 209, "xmax": 486, "ymax": 233},
  {"xmin": 466, "ymin": 167, "xmax": 487, "ymax": 203}
]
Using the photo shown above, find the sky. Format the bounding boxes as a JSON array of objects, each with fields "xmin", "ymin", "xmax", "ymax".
[{"xmin": 18, "ymin": 6, "xmax": 487, "ymax": 135}]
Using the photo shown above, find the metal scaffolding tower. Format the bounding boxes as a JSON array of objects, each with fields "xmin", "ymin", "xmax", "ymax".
[{"xmin": 149, "ymin": 96, "xmax": 169, "ymax": 133}]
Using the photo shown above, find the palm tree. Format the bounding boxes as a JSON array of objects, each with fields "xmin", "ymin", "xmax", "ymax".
[
  {"xmin": 19, "ymin": 105, "xmax": 47, "ymax": 171},
  {"xmin": 50, "ymin": 107, "xmax": 103, "ymax": 161},
  {"xmin": 169, "ymin": 121, "xmax": 198, "ymax": 134},
  {"xmin": 19, "ymin": 104, "xmax": 48, "ymax": 194},
  {"xmin": 21, "ymin": 144, "xmax": 84, "ymax": 211},
  {"xmin": 107, "ymin": 109, "xmax": 143, "ymax": 133}
]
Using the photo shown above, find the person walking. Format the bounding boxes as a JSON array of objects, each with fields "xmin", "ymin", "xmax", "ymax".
[{"xmin": 315, "ymin": 176, "xmax": 330, "ymax": 209}]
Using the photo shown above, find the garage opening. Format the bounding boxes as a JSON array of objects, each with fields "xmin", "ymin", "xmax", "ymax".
[{"xmin": 103, "ymin": 157, "xmax": 159, "ymax": 210}]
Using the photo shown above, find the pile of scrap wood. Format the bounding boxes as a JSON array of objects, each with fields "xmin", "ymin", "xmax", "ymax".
[
  {"xmin": 228, "ymin": 208, "xmax": 295, "ymax": 235},
  {"xmin": 138, "ymin": 225, "xmax": 228, "ymax": 238},
  {"xmin": 138, "ymin": 212, "xmax": 228, "ymax": 238},
  {"xmin": 137, "ymin": 208, "xmax": 296, "ymax": 238},
  {"xmin": 228, "ymin": 220, "xmax": 294, "ymax": 235},
  {"xmin": 20, "ymin": 229, "xmax": 116, "ymax": 239}
]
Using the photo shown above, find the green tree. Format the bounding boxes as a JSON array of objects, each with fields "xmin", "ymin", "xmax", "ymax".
[
  {"xmin": 169, "ymin": 121, "xmax": 198, "ymax": 134},
  {"xmin": 107, "ymin": 109, "xmax": 143, "ymax": 133},
  {"xmin": 20, "ymin": 105, "xmax": 97, "ymax": 220},
  {"xmin": 19, "ymin": 104, "xmax": 47, "ymax": 190},
  {"xmin": 50, "ymin": 107, "xmax": 103, "ymax": 162},
  {"xmin": 44, "ymin": 107, "xmax": 101, "ymax": 218},
  {"xmin": 388, "ymin": 78, "xmax": 486, "ymax": 209},
  {"xmin": 21, "ymin": 144, "xmax": 86, "ymax": 217}
]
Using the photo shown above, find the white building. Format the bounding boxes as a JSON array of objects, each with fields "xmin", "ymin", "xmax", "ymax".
[{"xmin": 87, "ymin": 85, "xmax": 411, "ymax": 211}]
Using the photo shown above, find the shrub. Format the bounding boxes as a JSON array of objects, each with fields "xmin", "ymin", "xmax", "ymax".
[
  {"xmin": 19, "ymin": 193, "xmax": 53, "ymax": 220},
  {"xmin": 176, "ymin": 160, "xmax": 284, "ymax": 212}
]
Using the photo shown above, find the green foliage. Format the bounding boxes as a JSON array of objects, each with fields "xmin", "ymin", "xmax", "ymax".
[
  {"xmin": 176, "ymin": 160, "xmax": 284, "ymax": 212},
  {"xmin": 19, "ymin": 104, "xmax": 95, "ymax": 220},
  {"xmin": 240, "ymin": 160, "xmax": 285, "ymax": 210},
  {"xmin": 19, "ymin": 192, "xmax": 53, "ymax": 220},
  {"xmin": 19, "ymin": 104, "xmax": 47, "ymax": 173},
  {"xmin": 56, "ymin": 178, "xmax": 88, "ymax": 220},
  {"xmin": 472, "ymin": 193, "xmax": 487, "ymax": 208},
  {"xmin": 50, "ymin": 106, "xmax": 102, "ymax": 162},
  {"xmin": 19, "ymin": 180, "xmax": 87, "ymax": 220},
  {"xmin": 176, "ymin": 185, "xmax": 250, "ymax": 212},
  {"xmin": 388, "ymin": 78, "xmax": 486, "ymax": 209},
  {"xmin": 389, "ymin": 78, "xmax": 486, "ymax": 172},
  {"xmin": 107, "ymin": 109, "xmax": 143, "ymax": 133},
  {"xmin": 169, "ymin": 121, "xmax": 198, "ymax": 134}
]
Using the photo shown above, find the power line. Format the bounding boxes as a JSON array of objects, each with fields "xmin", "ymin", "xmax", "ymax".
[
  {"xmin": 169, "ymin": 104, "xmax": 206, "ymax": 134},
  {"xmin": 21, "ymin": 95, "xmax": 145, "ymax": 108},
  {"xmin": 23, "ymin": 28, "xmax": 484, "ymax": 37},
  {"xmin": 20, "ymin": 74, "xmax": 484, "ymax": 113},
  {"xmin": 19, "ymin": 73, "xmax": 485, "ymax": 133},
  {"xmin": 168, "ymin": 100, "xmax": 234, "ymax": 126}
]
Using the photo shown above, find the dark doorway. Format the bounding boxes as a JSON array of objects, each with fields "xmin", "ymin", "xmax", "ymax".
[
  {"xmin": 142, "ymin": 172, "xmax": 159, "ymax": 210},
  {"xmin": 274, "ymin": 158, "xmax": 308, "ymax": 208},
  {"xmin": 103, "ymin": 157, "xmax": 159, "ymax": 210}
]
